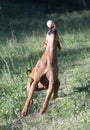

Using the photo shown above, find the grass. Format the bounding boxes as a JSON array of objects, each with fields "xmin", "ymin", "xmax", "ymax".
[{"xmin": 0, "ymin": 3, "xmax": 90, "ymax": 130}]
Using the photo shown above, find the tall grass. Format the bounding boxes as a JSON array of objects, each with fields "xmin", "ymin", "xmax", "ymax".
[{"xmin": 0, "ymin": 4, "xmax": 90, "ymax": 130}]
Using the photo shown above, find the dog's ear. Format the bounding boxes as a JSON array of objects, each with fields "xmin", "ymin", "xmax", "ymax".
[
  {"xmin": 57, "ymin": 41, "xmax": 61, "ymax": 50},
  {"xmin": 42, "ymin": 42, "xmax": 47, "ymax": 49},
  {"xmin": 56, "ymin": 35, "xmax": 61, "ymax": 50}
]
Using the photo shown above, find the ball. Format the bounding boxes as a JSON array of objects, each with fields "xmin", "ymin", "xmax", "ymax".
[{"xmin": 47, "ymin": 20, "xmax": 55, "ymax": 28}]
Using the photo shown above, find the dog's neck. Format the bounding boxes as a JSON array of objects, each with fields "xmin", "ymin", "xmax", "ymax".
[{"xmin": 45, "ymin": 33, "xmax": 58, "ymax": 64}]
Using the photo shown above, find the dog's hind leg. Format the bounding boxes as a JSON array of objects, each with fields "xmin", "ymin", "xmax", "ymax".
[{"xmin": 53, "ymin": 79, "xmax": 60, "ymax": 99}]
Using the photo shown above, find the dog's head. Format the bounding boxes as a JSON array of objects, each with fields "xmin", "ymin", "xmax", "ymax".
[
  {"xmin": 47, "ymin": 20, "xmax": 61, "ymax": 50},
  {"xmin": 47, "ymin": 20, "xmax": 56, "ymax": 35}
]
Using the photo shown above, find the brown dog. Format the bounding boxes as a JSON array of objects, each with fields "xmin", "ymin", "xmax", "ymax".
[{"xmin": 22, "ymin": 20, "xmax": 61, "ymax": 116}]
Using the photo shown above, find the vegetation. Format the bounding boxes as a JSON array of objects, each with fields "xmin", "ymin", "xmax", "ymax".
[{"xmin": 0, "ymin": 4, "xmax": 90, "ymax": 130}]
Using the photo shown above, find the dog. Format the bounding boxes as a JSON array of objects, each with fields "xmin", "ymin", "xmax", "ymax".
[{"xmin": 22, "ymin": 20, "xmax": 61, "ymax": 116}]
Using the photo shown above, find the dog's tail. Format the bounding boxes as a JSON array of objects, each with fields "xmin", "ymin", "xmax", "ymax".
[{"xmin": 26, "ymin": 69, "xmax": 31, "ymax": 74}]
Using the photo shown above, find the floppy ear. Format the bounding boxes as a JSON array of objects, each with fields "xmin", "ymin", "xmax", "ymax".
[
  {"xmin": 57, "ymin": 41, "xmax": 61, "ymax": 50},
  {"xmin": 42, "ymin": 37, "xmax": 48, "ymax": 49},
  {"xmin": 56, "ymin": 35, "xmax": 61, "ymax": 50},
  {"xmin": 42, "ymin": 42, "xmax": 47, "ymax": 49}
]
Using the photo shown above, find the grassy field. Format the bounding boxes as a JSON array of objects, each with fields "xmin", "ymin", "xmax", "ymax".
[{"xmin": 0, "ymin": 4, "xmax": 90, "ymax": 130}]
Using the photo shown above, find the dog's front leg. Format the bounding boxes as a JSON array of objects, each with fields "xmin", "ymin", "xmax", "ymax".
[{"xmin": 22, "ymin": 80, "xmax": 38, "ymax": 116}]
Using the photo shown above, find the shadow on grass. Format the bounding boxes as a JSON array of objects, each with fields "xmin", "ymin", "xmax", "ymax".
[
  {"xmin": 61, "ymin": 80, "xmax": 90, "ymax": 98},
  {"xmin": 0, "ymin": 4, "xmax": 90, "ymax": 43},
  {"xmin": 73, "ymin": 81, "xmax": 90, "ymax": 94}
]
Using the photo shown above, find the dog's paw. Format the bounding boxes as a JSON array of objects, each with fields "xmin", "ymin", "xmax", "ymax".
[{"xmin": 21, "ymin": 108, "xmax": 28, "ymax": 117}]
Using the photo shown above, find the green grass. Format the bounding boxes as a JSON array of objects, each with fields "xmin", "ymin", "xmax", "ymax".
[{"xmin": 0, "ymin": 4, "xmax": 90, "ymax": 130}]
